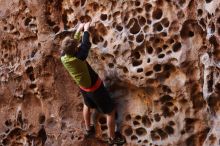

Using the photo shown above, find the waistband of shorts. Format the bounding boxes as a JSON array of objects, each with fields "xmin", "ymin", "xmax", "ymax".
[{"xmin": 79, "ymin": 78, "xmax": 102, "ymax": 92}]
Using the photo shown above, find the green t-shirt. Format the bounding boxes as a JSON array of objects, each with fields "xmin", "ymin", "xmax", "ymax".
[{"xmin": 61, "ymin": 55, "xmax": 91, "ymax": 88}]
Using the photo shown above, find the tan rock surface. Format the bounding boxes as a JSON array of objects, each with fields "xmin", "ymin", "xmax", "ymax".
[{"xmin": 0, "ymin": 0, "xmax": 220, "ymax": 146}]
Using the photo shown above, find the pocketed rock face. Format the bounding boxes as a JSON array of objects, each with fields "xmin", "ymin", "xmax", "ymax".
[{"xmin": 0, "ymin": 0, "xmax": 220, "ymax": 146}]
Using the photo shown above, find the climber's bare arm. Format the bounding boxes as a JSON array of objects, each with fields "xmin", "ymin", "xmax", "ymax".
[
  {"xmin": 75, "ymin": 22, "xmax": 91, "ymax": 60},
  {"xmin": 73, "ymin": 23, "xmax": 84, "ymax": 40}
]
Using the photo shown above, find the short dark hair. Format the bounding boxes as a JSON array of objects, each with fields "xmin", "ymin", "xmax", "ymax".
[{"xmin": 61, "ymin": 36, "xmax": 79, "ymax": 56}]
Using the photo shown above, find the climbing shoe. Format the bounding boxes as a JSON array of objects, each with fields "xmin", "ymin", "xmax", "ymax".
[
  {"xmin": 108, "ymin": 132, "xmax": 126, "ymax": 145},
  {"xmin": 84, "ymin": 125, "xmax": 95, "ymax": 139}
]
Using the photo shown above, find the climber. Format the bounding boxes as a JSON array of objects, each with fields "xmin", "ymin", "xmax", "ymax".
[{"xmin": 60, "ymin": 22, "xmax": 125, "ymax": 145}]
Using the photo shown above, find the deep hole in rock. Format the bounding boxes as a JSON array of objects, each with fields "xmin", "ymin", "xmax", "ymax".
[
  {"xmin": 113, "ymin": 11, "xmax": 120, "ymax": 18},
  {"xmin": 169, "ymin": 121, "xmax": 175, "ymax": 126},
  {"xmin": 135, "ymin": 115, "xmax": 142, "ymax": 120},
  {"xmin": 99, "ymin": 116, "xmax": 106, "ymax": 124},
  {"xmin": 137, "ymin": 68, "xmax": 143, "ymax": 73},
  {"xmin": 92, "ymin": 35, "xmax": 101, "ymax": 44},
  {"xmin": 26, "ymin": 66, "xmax": 35, "ymax": 81},
  {"xmin": 165, "ymin": 125, "xmax": 174, "ymax": 135},
  {"xmin": 39, "ymin": 113, "xmax": 46, "ymax": 124},
  {"xmin": 92, "ymin": 2, "xmax": 99, "ymax": 11},
  {"xmin": 2, "ymin": 138, "xmax": 10, "ymax": 145},
  {"xmin": 74, "ymin": 1, "xmax": 80, "ymax": 7},
  {"xmin": 188, "ymin": 31, "xmax": 194, "ymax": 37},
  {"xmin": 101, "ymin": 125, "xmax": 108, "ymax": 131},
  {"xmin": 123, "ymin": 67, "xmax": 128, "ymax": 73},
  {"xmin": 164, "ymin": 63, "xmax": 174, "ymax": 71},
  {"xmin": 147, "ymin": 58, "xmax": 151, "ymax": 63},
  {"xmin": 124, "ymin": 126, "xmax": 133, "ymax": 136},
  {"xmin": 29, "ymin": 84, "xmax": 37, "ymax": 89},
  {"xmin": 80, "ymin": 15, "xmax": 92, "ymax": 23},
  {"xmin": 100, "ymin": 14, "xmax": 107, "ymax": 21},
  {"xmin": 168, "ymin": 38, "xmax": 175, "ymax": 44},
  {"xmin": 136, "ymin": 34, "xmax": 144, "ymax": 43},
  {"xmin": 130, "ymin": 19, "xmax": 141, "ymax": 34},
  {"xmin": 81, "ymin": 0, "xmax": 86, "ymax": 6},
  {"xmin": 172, "ymin": 42, "xmax": 182, "ymax": 52},
  {"xmin": 161, "ymin": 18, "xmax": 170, "ymax": 27},
  {"xmin": 174, "ymin": 106, "xmax": 178, "ymax": 112},
  {"xmin": 108, "ymin": 63, "xmax": 114, "ymax": 68},
  {"xmin": 145, "ymin": 71, "xmax": 153, "ymax": 76},
  {"xmin": 153, "ymin": 64, "xmax": 162, "ymax": 72},
  {"xmin": 143, "ymin": 139, "xmax": 148, "ymax": 143},
  {"xmin": 53, "ymin": 26, "xmax": 60, "ymax": 33},
  {"xmin": 125, "ymin": 114, "xmax": 131, "ymax": 121},
  {"xmin": 135, "ymin": 1, "xmax": 141, "ymax": 6},
  {"xmin": 24, "ymin": 18, "xmax": 31, "ymax": 26},
  {"xmin": 178, "ymin": 0, "xmax": 186, "ymax": 6},
  {"xmin": 136, "ymin": 127, "xmax": 147, "ymax": 136},
  {"xmin": 161, "ymin": 106, "xmax": 172, "ymax": 118},
  {"xmin": 197, "ymin": 9, "xmax": 203, "ymax": 16},
  {"xmin": 116, "ymin": 25, "xmax": 123, "ymax": 31},
  {"xmin": 158, "ymin": 54, "xmax": 165, "ymax": 58},
  {"xmin": 136, "ymin": 8, "xmax": 143, "ymax": 13},
  {"xmin": 156, "ymin": 128, "xmax": 168, "ymax": 140},
  {"xmin": 209, "ymin": 35, "xmax": 219, "ymax": 49},
  {"xmin": 166, "ymin": 50, "xmax": 172, "ymax": 54},
  {"xmin": 160, "ymin": 95, "xmax": 173, "ymax": 104},
  {"xmin": 205, "ymin": 0, "xmax": 212, "ymax": 3},
  {"xmin": 150, "ymin": 131, "xmax": 160, "ymax": 141},
  {"xmin": 131, "ymin": 135, "xmax": 138, "ymax": 141},
  {"xmin": 103, "ymin": 41, "xmax": 108, "ymax": 47},
  {"xmin": 146, "ymin": 46, "xmax": 153, "ymax": 54},
  {"xmin": 163, "ymin": 44, "xmax": 168, "ymax": 50},
  {"xmin": 152, "ymin": 8, "xmax": 163, "ymax": 20},
  {"xmin": 133, "ymin": 120, "xmax": 140, "ymax": 126},
  {"xmin": 199, "ymin": 18, "xmax": 206, "ymax": 28},
  {"xmin": 133, "ymin": 51, "xmax": 140, "ymax": 59},
  {"xmin": 142, "ymin": 115, "xmax": 151, "ymax": 127},
  {"xmin": 138, "ymin": 16, "xmax": 146, "ymax": 26},
  {"xmin": 145, "ymin": 3, "xmax": 152, "ymax": 11},
  {"xmin": 154, "ymin": 114, "xmax": 161, "ymax": 122},
  {"xmin": 128, "ymin": 35, "xmax": 134, "ymax": 40},
  {"xmin": 8, "ymin": 127, "xmax": 23, "ymax": 137},
  {"xmin": 132, "ymin": 60, "xmax": 142, "ymax": 67},
  {"xmin": 147, "ymin": 19, "xmax": 152, "ymax": 24},
  {"xmin": 5, "ymin": 119, "xmax": 12, "ymax": 127},
  {"xmin": 154, "ymin": 23, "xmax": 163, "ymax": 32},
  {"xmin": 29, "ymin": 74, "xmax": 35, "ymax": 81}
]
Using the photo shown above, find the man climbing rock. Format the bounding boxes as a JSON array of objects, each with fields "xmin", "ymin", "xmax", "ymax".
[{"xmin": 60, "ymin": 22, "xmax": 126, "ymax": 145}]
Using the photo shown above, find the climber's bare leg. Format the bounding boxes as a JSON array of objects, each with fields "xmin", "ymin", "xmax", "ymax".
[
  {"xmin": 83, "ymin": 104, "xmax": 91, "ymax": 130},
  {"xmin": 106, "ymin": 109, "xmax": 116, "ymax": 139}
]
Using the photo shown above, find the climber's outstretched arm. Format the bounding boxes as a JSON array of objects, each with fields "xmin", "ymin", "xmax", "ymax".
[
  {"xmin": 73, "ymin": 23, "xmax": 84, "ymax": 41},
  {"xmin": 76, "ymin": 22, "xmax": 91, "ymax": 61}
]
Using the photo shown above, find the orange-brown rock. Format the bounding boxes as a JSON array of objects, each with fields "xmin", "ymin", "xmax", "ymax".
[{"xmin": 0, "ymin": 0, "xmax": 220, "ymax": 146}]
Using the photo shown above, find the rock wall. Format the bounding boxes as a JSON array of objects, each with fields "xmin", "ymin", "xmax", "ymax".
[{"xmin": 0, "ymin": 0, "xmax": 220, "ymax": 146}]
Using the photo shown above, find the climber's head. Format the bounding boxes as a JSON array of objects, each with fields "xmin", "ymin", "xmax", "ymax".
[{"xmin": 61, "ymin": 36, "xmax": 79, "ymax": 56}]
